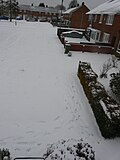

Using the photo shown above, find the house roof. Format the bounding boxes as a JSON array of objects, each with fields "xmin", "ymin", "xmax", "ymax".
[
  {"xmin": 19, "ymin": 4, "xmax": 59, "ymax": 14},
  {"xmin": 63, "ymin": 6, "xmax": 78, "ymax": 14},
  {"xmin": 63, "ymin": 2, "xmax": 89, "ymax": 15},
  {"xmin": 87, "ymin": 0, "xmax": 120, "ymax": 14}
]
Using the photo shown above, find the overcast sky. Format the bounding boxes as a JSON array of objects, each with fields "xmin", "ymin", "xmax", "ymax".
[{"xmin": 17, "ymin": 0, "xmax": 107, "ymax": 9}]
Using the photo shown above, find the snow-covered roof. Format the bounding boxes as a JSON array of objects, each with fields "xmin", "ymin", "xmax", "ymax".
[
  {"xmin": 87, "ymin": 0, "xmax": 120, "ymax": 14},
  {"xmin": 63, "ymin": 6, "xmax": 78, "ymax": 14},
  {"xmin": 19, "ymin": 4, "xmax": 59, "ymax": 13}
]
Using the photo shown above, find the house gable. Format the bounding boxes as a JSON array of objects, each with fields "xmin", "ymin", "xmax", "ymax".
[
  {"xmin": 86, "ymin": 0, "xmax": 120, "ymax": 54},
  {"xmin": 63, "ymin": 3, "xmax": 90, "ymax": 29}
]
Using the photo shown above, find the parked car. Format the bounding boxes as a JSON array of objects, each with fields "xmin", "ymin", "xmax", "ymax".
[
  {"xmin": 0, "ymin": 15, "xmax": 9, "ymax": 20},
  {"xmin": 16, "ymin": 16, "xmax": 23, "ymax": 20}
]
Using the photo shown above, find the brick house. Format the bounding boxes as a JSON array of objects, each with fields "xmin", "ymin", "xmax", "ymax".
[
  {"xmin": 19, "ymin": 4, "xmax": 60, "ymax": 21},
  {"xmin": 63, "ymin": 2, "xmax": 90, "ymax": 29},
  {"xmin": 86, "ymin": 0, "xmax": 120, "ymax": 55}
]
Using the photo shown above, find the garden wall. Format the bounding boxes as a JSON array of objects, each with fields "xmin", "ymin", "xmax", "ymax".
[{"xmin": 70, "ymin": 43, "xmax": 114, "ymax": 54}]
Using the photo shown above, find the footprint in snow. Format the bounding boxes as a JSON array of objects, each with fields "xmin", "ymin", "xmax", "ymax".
[
  {"xmin": 0, "ymin": 142, "xmax": 6, "ymax": 145},
  {"xmin": 14, "ymin": 148, "xmax": 21, "ymax": 151},
  {"xmin": 66, "ymin": 107, "xmax": 68, "ymax": 110},
  {"xmin": 20, "ymin": 69, "xmax": 25, "ymax": 72},
  {"xmin": 26, "ymin": 131, "xmax": 34, "ymax": 134},
  {"xmin": 68, "ymin": 126, "xmax": 74, "ymax": 130},
  {"xmin": 54, "ymin": 116, "xmax": 60, "ymax": 121},
  {"xmin": 26, "ymin": 148, "xmax": 31, "ymax": 152},
  {"xmin": 17, "ymin": 141, "xmax": 28, "ymax": 145},
  {"xmin": 38, "ymin": 120, "xmax": 46, "ymax": 123},
  {"xmin": 54, "ymin": 126, "xmax": 61, "ymax": 130},
  {"xmin": 44, "ymin": 132, "xmax": 51, "ymax": 136},
  {"xmin": 37, "ymin": 143, "xmax": 42, "ymax": 146}
]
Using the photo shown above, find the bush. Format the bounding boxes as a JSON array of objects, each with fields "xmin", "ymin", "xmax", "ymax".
[
  {"xmin": 43, "ymin": 139, "xmax": 95, "ymax": 160},
  {"xmin": 99, "ymin": 56, "xmax": 118, "ymax": 78},
  {"xmin": 0, "ymin": 148, "xmax": 10, "ymax": 160},
  {"xmin": 99, "ymin": 59, "xmax": 112, "ymax": 78},
  {"xmin": 110, "ymin": 72, "xmax": 120, "ymax": 96}
]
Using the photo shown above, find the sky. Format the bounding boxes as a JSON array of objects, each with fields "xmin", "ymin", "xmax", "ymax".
[{"xmin": 17, "ymin": 0, "xmax": 107, "ymax": 9}]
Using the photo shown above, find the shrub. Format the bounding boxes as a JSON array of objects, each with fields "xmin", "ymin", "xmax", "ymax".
[
  {"xmin": 110, "ymin": 72, "xmax": 120, "ymax": 96},
  {"xmin": 99, "ymin": 59, "xmax": 112, "ymax": 78},
  {"xmin": 43, "ymin": 139, "xmax": 95, "ymax": 160}
]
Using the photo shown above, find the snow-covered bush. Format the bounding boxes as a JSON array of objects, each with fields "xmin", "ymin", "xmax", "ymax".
[
  {"xmin": 43, "ymin": 139, "xmax": 95, "ymax": 160},
  {"xmin": 111, "ymin": 55, "xmax": 118, "ymax": 68},
  {"xmin": 110, "ymin": 72, "xmax": 120, "ymax": 97},
  {"xmin": 88, "ymin": 81, "xmax": 107, "ymax": 103},
  {"xmin": 0, "ymin": 148, "xmax": 10, "ymax": 160},
  {"xmin": 99, "ymin": 96, "xmax": 120, "ymax": 137},
  {"xmin": 99, "ymin": 56, "xmax": 118, "ymax": 78}
]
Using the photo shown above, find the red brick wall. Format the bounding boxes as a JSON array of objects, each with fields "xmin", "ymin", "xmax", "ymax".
[
  {"xmin": 90, "ymin": 14, "xmax": 120, "ymax": 50},
  {"xmin": 70, "ymin": 5, "xmax": 89, "ymax": 29},
  {"xmin": 70, "ymin": 43, "xmax": 114, "ymax": 54},
  {"xmin": 19, "ymin": 10, "xmax": 58, "ymax": 19}
]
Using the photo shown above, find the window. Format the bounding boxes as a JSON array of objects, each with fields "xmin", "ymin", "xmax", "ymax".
[
  {"xmin": 90, "ymin": 30, "xmax": 101, "ymax": 41},
  {"xmin": 106, "ymin": 15, "xmax": 114, "ymax": 25},
  {"xmin": 94, "ymin": 15, "xmax": 97, "ymax": 22},
  {"xmin": 102, "ymin": 33, "xmax": 110, "ymax": 43},
  {"xmin": 99, "ymin": 14, "xmax": 103, "ymax": 23},
  {"xmin": 88, "ymin": 14, "xmax": 93, "ymax": 22},
  {"xmin": 117, "ymin": 41, "xmax": 120, "ymax": 53},
  {"xmin": 96, "ymin": 32, "xmax": 100, "ymax": 41}
]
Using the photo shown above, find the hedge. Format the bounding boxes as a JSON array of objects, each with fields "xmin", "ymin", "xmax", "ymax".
[{"xmin": 77, "ymin": 61, "xmax": 120, "ymax": 138}]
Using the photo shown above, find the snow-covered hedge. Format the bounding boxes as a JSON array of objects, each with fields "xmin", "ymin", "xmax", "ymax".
[
  {"xmin": 0, "ymin": 148, "xmax": 10, "ymax": 160},
  {"xmin": 77, "ymin": 61, "xmax": 120, "ymax": 138},
  {"xmin": 43, "ymin": 139, "xmax": 95, "ymax": 160}
]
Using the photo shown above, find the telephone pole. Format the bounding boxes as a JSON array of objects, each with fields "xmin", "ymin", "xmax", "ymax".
[
  {"xmin": 61, "ymin": 0, "xmax": 63, "ymax": 16},
  {"xmin": 10, "ymin": 0, "xmax": 12, "ymax": 22}
]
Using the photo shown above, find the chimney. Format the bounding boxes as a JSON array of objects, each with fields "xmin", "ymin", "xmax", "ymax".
[{"xmin": 82, "ymin": 2, "xmax": 85, "ymax": 6}]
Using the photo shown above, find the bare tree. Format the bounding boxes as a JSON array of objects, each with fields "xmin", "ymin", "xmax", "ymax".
[
  {"xmin": 5, "ymin": 0, "xmax": 19, "ymax": 21},
  {"xmin": 68, "ymin": 0, "xmax": 79, "ymax": 9},
  {"xmin": 99, "ymin": 58, "xmax": 112, "ymax": 78}
]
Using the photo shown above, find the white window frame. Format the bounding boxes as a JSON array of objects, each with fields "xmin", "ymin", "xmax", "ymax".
[
  {"xmin": 102, "ymin": 33, "xmax": 110, "ymax": 43},
  {"xmin": 96, "ymin": 31, "xmax": 101, "ymax": 41},
  {"xmin": 106, "ymin": 15, "xmax": 114, "ymax": 25},
  {"xmin": 99, "ymin": 14, "xmax": 103, "ymax": 23},
  {"xmin": 94, "ymin": 15, "xmax": 97, "ymax": 22},
  {"xmin": 90, "ymin": 30, "xmax": 101, "ymax": 42},
  {"xmin": 88, "ymin": 14, "xmax": 93, "ymax": 22},
  {"xmin": 117, "ymin": 41, "xmax": 120, "ymax": 52}
]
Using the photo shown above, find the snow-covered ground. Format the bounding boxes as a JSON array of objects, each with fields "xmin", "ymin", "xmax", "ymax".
[{"xmin": 0, "ymin": 20, "xmax": 120, "ymax": 160}]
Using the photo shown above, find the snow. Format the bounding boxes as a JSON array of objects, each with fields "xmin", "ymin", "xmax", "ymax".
[
  {"xmin": 64, "ymin": 37, "xmax": 95, "ymax": 44},
  {"xmin": 87, "ymin": 0, "xmax": 120, "ymax": 14},
  {"xmin": 99, "ymin": 100, "xmax": 111, "ymax": 119},
  {"xmin": 62, "ymin": 31, "xmax": 83, "ymax": 36},
  {"xmin": 63, "ymin": 7, "xmax": 78, "ymax": 14},
  {"xmin": 0, "ymin": 20, "xmax": 120, "ymax": 160}
]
